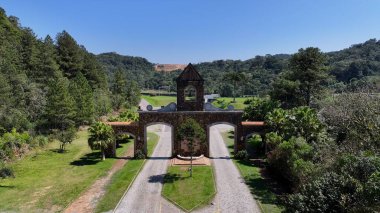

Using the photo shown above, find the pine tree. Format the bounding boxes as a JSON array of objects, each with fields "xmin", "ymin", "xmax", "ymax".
[
  {"xmin": 43, "ymin": 76, "xmax": 76, "ymax": 130},
  {"xmin": 56, "ymin": 31, "xmax": 83, "ymax": 78},
  {"xmin": 69, "ymin": 72, "xmax": 95, "ymax": 125}
]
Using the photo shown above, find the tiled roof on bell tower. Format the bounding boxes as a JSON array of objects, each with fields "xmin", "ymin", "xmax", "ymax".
[{"xmin": 177, "ymin": 63, "xmax": 204, "ymax": 81}]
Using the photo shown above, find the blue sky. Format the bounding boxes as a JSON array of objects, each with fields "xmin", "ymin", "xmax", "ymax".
[{"xmin": 1, "ymin": 0, "xmax": 380, "ymax": 63}]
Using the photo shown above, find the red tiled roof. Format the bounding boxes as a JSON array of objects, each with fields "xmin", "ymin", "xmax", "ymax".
[
  {"xmin": 105, "ymin": 121, "xmax": 139, "ymax": 126},
  {"xmin": 241, "ymin": 121, "xmax": 265, "ymax": 126}
]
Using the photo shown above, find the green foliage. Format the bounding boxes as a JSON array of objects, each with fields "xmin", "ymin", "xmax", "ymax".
[
  {"xmin": 271, "ymin": 47, "xmax": 329, "ymax": 107},
  {"xmin": 0, "ymin": 166, "xmax": 14, "ymax": 179},
  {"xmin": 242, "ymin": 97, "xmax": 280, "ymax": 120},
  {"xmin": 235, "ymin": 150, "xmax": 249, "ymax": 160},
  {"xmin": 266, "ymin": 106, "xmax": 323, "ymax": 143},
  {"xmin": 50, "ymin": 126, "xmax": 77, "ymax": 152},
  {"xmin": 321, "ymin": 92, "xmax": 380, "ymax": 153},
  {"xmin": 69, "ymin": 72, "xmax": 95, "ymax": 125},
  {"xmin": 88, "ymin": 122, "xmax": 115, "ymax": 160},
  {"xmin": 134, "ymin": 149, "xmax": 146, "ymax": 159},
  {"xmin": 285, "ymin": 154, "xmax": 380, "ymax": 212},
  {"xmin": 176, "ymin": 118, "xmax": 206, "ymax": 146},
  {"xmin": 108, "ymin": 109, "xmax": 139, "ymax": 122},
  {"xmin": 111, "ymin": 69, "xmax": 141, "ymax": 110},
  {"xmin": 0, "ymin": 129, "xmax": 31, "ymax": 161},
  {"xmin": 43, "ymin": 77, "xmax": 76, "ymax": 130},
  {"xmin": 267, "ymin": 135, "xmax": 314, "ymax": 187}
]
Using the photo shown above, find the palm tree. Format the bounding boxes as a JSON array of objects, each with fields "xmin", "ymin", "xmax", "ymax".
[
  {"xmin": 88, "ymin": 122, "xmax": 115, "ymax": 160},
  {"xmin": 223, "ymin": 72, "xmax": 245, "ymax": 103}
]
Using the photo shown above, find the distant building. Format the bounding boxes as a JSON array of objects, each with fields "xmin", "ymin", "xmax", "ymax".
[{"xmin": 204, "ymin": 94, "xmax": 220, "ymax": 103}]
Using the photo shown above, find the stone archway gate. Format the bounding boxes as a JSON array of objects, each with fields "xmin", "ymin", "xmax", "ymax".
[{"xmin": 107, "ymin": 111, "xmax": 265, "ymax": 158}]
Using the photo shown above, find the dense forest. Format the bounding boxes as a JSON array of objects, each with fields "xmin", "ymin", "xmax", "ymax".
[
  {"xmin": 0, "ymin": 8, "xmax": 140, "ymax": 162},
  {"xmin": 98, "ymin": 40, "xmax": 380, "ymax": 97}
]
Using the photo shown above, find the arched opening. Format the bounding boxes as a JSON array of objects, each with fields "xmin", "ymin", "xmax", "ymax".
[
  {"xmin": 245, "ymin": 133, "xmax": 264, "ymax": 158},
  {"xmin": 114, "ymin": 132, "xmax": 135, "ymax": 158},
  {"xmin": 184, "ymin": 85, "xmax": 197, "ymax": 101},
  {"xmin": 208, "ymin": 123, "xmax": 236, "ymax": 158},
  {"xmin": 144, "ymin": 122, "xmax": 173, "ymax": 158}
]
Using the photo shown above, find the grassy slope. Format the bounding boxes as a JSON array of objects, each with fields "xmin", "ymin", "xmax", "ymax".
[
  {"xmin": 214, "ymin": 97, "xmax": 249, "ymax": 109},
  {"xmin": 221, "ymin": 131, "xmax": 283, "ymax": 213},
  {"xmin": 142, "ymin": 95, "xmax": 249, "ymax": 109},
  {"xmin": 142, "ymin": 95, "xmax": 176, "ymax": 107},
  {"xmin": 95, "ymin": 132, "xmax": 159, "ymax": 212},
  {"xmin": 0, "ymin": 131, "xmax": 132, "ymax": 212},
  {"xmin": 162, "ymin": 166, "xmax": 216, "ymax": 211}
]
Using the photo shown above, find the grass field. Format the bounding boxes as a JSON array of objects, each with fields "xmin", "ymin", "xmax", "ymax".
[
  {"xmin": 142, "ymin": 95, "xmax": 176, "ymax": 107},
  {"xmin": 213, "ymin": 97, "xmax": 250, "ymax": 109},
  {"xmin": 95, "ymin": 132, "xmax": 159, "ymax": 212},
  {"xmin": 221, "ymin": 131, "xmax": 284, "ymax": 213},
  {"xmin": 162, "ymin": 166, "xmax": 216, "ymax": 211},
  {"xmin": 0, "ymin": 131, "xmax": 132, "ymax": 212},
  {"xmin": 142, "ymin": 95, "xmax": 251, "ymax": 110}
]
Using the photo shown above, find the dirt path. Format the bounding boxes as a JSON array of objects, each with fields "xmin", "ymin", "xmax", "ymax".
[{"xmin": 64, "ymin": 146, "xmax": 134, "ymax": 213}]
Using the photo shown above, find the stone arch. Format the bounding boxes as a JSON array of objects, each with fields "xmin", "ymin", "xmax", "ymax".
[
  {"xmin": 143, "ymin": 122, "xmax": 174, "ymax": 156},
  {"xmin": 207, "ymin": 122, "xmax": 237, "ymax": 157}
]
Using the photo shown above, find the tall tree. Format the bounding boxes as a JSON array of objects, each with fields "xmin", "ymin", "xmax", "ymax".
[
  {"xmin": 56, "ymin": 31, "xmax": 83, "ymax": 78},
  {"xmin": 43, "ymin": 76, "xmax": 76, "ymax": 131},
  {"xmin": 271, "ymin": 47, "xmax": 328, "ymax": 107},
  {"xmin": 223, "ymin": 72, "xmax": 245, "ymax": 102},
  {"xmin": 69, "ymin": 72, "xmax": 95, "ymax": 125}
]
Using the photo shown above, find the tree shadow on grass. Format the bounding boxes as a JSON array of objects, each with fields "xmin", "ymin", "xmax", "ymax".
[
  {"xmin": 70, "ymin": 152, "xmax": 102, "ymax": 166},
  {"xmin": 236, "ymin": 159, "xmax": 286, "ymax": 207},
  {"xmin": 0, "ymin": 185, "xmax": 15, "ymax": 188}
]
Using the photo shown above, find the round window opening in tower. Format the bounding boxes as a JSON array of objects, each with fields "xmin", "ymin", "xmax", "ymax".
[{"xmin": 184, "ymin": 85, "xmax": 196, "ymax": 101}]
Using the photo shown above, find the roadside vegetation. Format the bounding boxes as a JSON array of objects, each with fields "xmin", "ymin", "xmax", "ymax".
[
  {"xmin": 0, "ymin": 131, "xmax": 132, "ymax": 212},
  {"xmin": 221, "ymin": 131, "xmax": 284, "ymax": 213},
  {"xmin": 95, "ymin": 132, "xmax": 159, "ymax": 212}
]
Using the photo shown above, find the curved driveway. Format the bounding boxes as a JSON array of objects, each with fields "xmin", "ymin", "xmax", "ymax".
[{"xmin": 114, "ymin": 125, "xmax": 260, "ymax": 213}]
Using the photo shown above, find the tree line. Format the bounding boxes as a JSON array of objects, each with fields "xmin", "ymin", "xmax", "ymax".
[
  {"xmin": 98, "ymin": 39, "xmax": 380, "ymax": 98},
  {"xmin": 0, "ymin": 8, "xmax": 140, "ymax": 167}
]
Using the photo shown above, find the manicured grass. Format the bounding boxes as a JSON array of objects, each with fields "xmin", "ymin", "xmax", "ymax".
[
  {"xmin": 162, "ymin": 166, "xmax": 216, "ymax": 212},
  {"xmin": 0, "ymin": 131, "xmax": 132, "ymax": 212},
  {"xmin": 214, "ymin": 97, "xmax": 250, "ymax": 109},
  {"xmin": 95, "ymin": 132, "xmax": 159, "ymax": 213},
  {"xmin": 142, "ymin": 95, "xmax": 176, "ymax": 107},
  {"xmin": 221, "ymin": 131, "xmax": 284, "ymax": 213}
]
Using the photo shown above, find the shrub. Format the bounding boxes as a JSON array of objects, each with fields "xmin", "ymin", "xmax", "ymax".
[
  {"xmin": 267, "ymin": 136, "xmax": 314, "ymax": 187},
  {"xmin": 29, "ymin": 135, "xmax": 49, "ymax": 148},
  {"xmin": 242, "ymin": 97, "xmax": 280, "ymax": 121},
  {"xmin": 235, "ymin": 150, "xmax": 249, "ymax": 160},
  {"xmin": 0, "ymin": 166, "xmax": 14, "ymax": 179},
  {"xmin": 135, "ymin": 149, "xmax": 146, "ymax": 159}
]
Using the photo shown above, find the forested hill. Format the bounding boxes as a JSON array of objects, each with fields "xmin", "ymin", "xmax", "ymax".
[
  {"xmin": 98, "ymin": 40, "xmax": 380, "ymax": 96},
  {"xmin": 0, "ymin": 8, "xmax": 140, "ymax": 134},
  {"xmin": 96, "ymin": 52, "xmax": 154, "ymax": 88}
]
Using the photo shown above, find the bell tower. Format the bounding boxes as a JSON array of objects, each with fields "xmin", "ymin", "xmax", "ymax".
[{"xmin": 176, "ymin": 63, "xmax": 204, "ymax": 111}]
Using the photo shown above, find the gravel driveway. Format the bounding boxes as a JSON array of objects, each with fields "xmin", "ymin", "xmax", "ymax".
[
  {"xmin": 114, "ymin": 125, "xmax": 180, "ymax": 213},
  {"xmin": 194, "ymin": 125, "xmax": 261, "ymax": 213},
  {"xmin": 114, "ymin": 125, "xmax": 260, "ymax": 213}
]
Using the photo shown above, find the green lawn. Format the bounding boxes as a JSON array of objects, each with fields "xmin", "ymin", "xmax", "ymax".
[
  {"xmin": 0, "ymin": 131, "xmax": 132, "ymax": 212},
  {"xmin": 213, "ymin": 97, "xmax": 250, "ymax": 109},
  {"xmin": 95, "ymin": 132, "xmax": 159, "ymax": 212},
  {"xmin": 221, "ymin": 131, "xmax": 284, "ymax": 213},
  {"xmin": 142, "ymin": 95, "xmax": 176, "ymax": 107},
  {"xmin": 162, "ymin": 166, "xmax": 216, "ymax": 212}
]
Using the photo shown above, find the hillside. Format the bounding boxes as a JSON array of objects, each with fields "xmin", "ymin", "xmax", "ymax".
[{"xmin": 98, "ymin": 40, "xmax": 380, "ymax": 96}]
